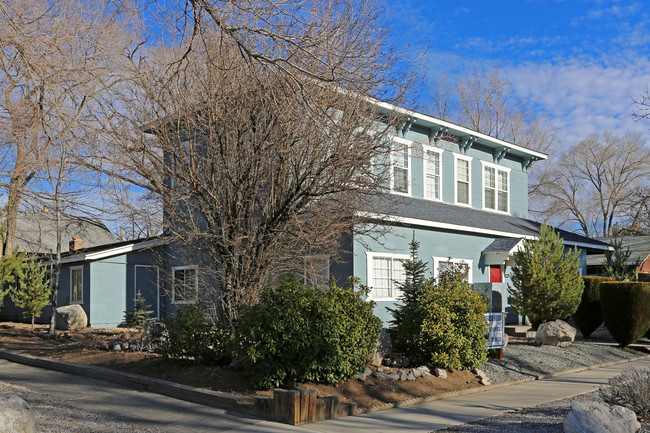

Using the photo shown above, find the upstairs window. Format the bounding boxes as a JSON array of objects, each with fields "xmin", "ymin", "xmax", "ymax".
[
  {"xmin": 433, "ymin": 257, "xmax": 473, "ymax": 283},
  {"xmin": 483, "ymin": 162, "xmax": 510, "ymax": 213},
  {"xmin": 172, "ymin": 266, "xmax": 199, "ymax": 304},
  {"xmin": 455, "ymin": 155, "xmax": 472, "ymax": 206},
  {"xmin": 367, "ymin": 253, "xmax": 409, "ymax": 300},
  {"xmin": 391, "ymin": 141, "xmax": 410, "ymax": 195},
  {"xmin": 424, "ymin": 147, "xmax": 442, "ymax": 201}
]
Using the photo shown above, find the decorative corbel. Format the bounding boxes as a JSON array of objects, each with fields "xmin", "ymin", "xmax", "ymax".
[
  {"xmin": 400, "ymin": 117, "xmax": 414, "ymax": 137},
  {"xmin": 493, "ymin": 147, "xmax": 508, "ymax": 162},
  {"xmin": 522, "ymin": 156, "xmax": 537, "ymax": 172},
  {"xmin": 459, "ymin": 136, "xmax": 475, "ymax": 153}
]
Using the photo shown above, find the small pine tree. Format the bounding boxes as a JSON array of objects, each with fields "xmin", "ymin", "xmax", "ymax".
[
  {"xmin": 603, "ymin": 237, "xmax": 638, "ymax": 281},
  {"xmin": 124, "ymin": 291, "xmax": 155, "ymax": 329},
  {"xmin": 509, "ymin": 224, "xmax": 584, "ymax": 329},
  {"xmin": 9, "ymin": 259, "xmax": 51, "ymax": 330},
  {"xmin": 0, "ymin": 248, "xmax": 27, "ymax": 310}
]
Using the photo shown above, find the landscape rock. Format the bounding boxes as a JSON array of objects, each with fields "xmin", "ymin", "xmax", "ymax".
[
  {"xmin": 374, "ymin": 329, "xmax": 393, "ymax": 358},
  {"xmin": 112, "ymin": 344, "xmax": 122, "ymax": 352},
  {"xmin": 535, "ymin": 320, "xmax": 576, "ymax": 347},
  {"xmin": 434, "ymin": 367, "xmax": 447, "ymax": 378},
  {"xmin": 139, "ymin": 322, "xmax": 166, "ymax": 351},
  {"xmin": 0, "ymin": 393, "xmax": 36, "ymax": 433},
  {"xmin": 397, "ymin": 370, "xmax": 408, "ymax": 381},
  {"xmin": 356, "ymin": 367, "xmax": 373, "ymax": 380},
  {"xmin": 368, "ymin": 351, "xmax": 382, "ymax": 367},
  {"xmin": 121, "ymin": 341, "xmax": 130, "ymax": 351},
  {"xmin": 388, "ymin": 373, "xmax": 400, "ymax": 381},
  {"xmin": 407, "ymin": 372, "xmax": 416, "ymax": 381},
  {"xmin": 412, "ymin": 368, "xmax": 421, "ymax": 378},
  {"xmin": 55, "ymin": 304, "xmax": 88, "ymax": 330},
  {"xmin": 563, "ymin": 400, "xmax": 640, "ymax": 433},
  {"xmin": 374, "ymin": 371, "xmax": 390, "ymax": 381},
  {"xmin": 479, "ymin": 378, "xmax": 491, "ymax": 386}
]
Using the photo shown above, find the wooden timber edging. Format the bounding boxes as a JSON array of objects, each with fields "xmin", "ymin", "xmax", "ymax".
[{"xmin": 0, "ymin": 348, "xmax": 355, "ymax": 425}]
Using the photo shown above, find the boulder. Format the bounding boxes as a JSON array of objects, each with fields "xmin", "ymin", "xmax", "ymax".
[
  {"xmin": 535, "ymin": 320, "xmax": 576, "ymax": 347},
  {"xmin": 563, "ymin": 400, "xmax": 640, "ymax": 433},
  {"xmin": 433, "ymin": 367, "xmax": 447, "ymax": 378},
  {"xmin": 139, "ymin": 322, "xmax": 166, "ymax": 352},
  {"xmin": 55, "ymin": 304, "xmax": 88, "ymax": 330},
  {"xmin": 0, "ymin": 394, "xmax": 36, "ymax": 433}
]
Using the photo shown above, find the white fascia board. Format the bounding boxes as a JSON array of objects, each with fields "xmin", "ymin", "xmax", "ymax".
[
  {"xmin": 358, "ymin": 212, "xmax": 537, "ymax": 240},
  {"xmin": 562, "ymin": 240, "xmax": 611, "ymax": 251},
  {"xmin": 56, "ymin": 238, "xmax": 165, "ymax": 265},
  {"xmin": 371, "ymin": 100, "xmax": 548, "ymax": 161}
]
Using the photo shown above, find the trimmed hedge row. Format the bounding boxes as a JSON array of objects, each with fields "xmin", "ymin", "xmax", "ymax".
[
  {"xmin": 600, "ymin": 281, "xmax": 650, "ymax": 347},
  {"xmin": 572, "ymin": 276, "xmax": 613, "ymax": 338}
]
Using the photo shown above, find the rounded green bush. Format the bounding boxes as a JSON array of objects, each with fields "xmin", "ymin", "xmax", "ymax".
[
  {"xmin": 235, "ymin": 276, "xmax": 381, "ymax": 389},
  {"xmin": 159, "ymin": 304, "xmax": 233, "ymax": 365},
  {"xmin": 600, "ymin": 282, "xmax": 650, "ymax": 346},
  {"xmin": 391, "ymin": 255, "xmax": 488, "ymax": 370},
  {"xmin": 572, "ymin": 276, "xmax": 613, "ymax": 338}
]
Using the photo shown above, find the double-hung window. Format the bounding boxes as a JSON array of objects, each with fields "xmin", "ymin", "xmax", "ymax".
[
  {"xmin": 391, "ymin": 139, "xmax": 410, "ymax": 195},
  {"xmin": 454, "ymin": 155, "xmax": 472, "ymax": 206},
  {"xmin": 432, "ymin": 257, "xmax": 473, "ymax": 283},
  {"xmin": 172, "ymin": 266, "xmax": 199, "ymax": 304},
  {"xmin": 424, "ymin": 146, "xmax": 442, "ymax": 201},
  {"xmin": 482, "ymin": 162, "xmax": 510, "ymax": 213},
  {"xmin": 70, "ymin": 266, "xmax": 83, "ymax": 303},
  {"xmin": 367, "ymin": 253, "xmax": 409, "ymax": 300}
]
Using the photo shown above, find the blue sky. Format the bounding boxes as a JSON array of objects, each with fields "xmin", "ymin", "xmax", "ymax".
[{"xmin": 383, "ymin": 0, "xmax": 650, "ymax": 148}]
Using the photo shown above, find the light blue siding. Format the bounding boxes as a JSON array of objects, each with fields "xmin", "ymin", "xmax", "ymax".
[{"xmin": 90, "ymin": 255, "xmax": 127, "ymax": 327}]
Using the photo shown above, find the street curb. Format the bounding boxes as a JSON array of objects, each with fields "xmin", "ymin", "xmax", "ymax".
[
  {"xmin": 0, "ymin": 348, "xmax": 242, "ymax": 412},
  {"xmin": 1, "ymin": 347, "xmax": 648, "ymax": 422}
]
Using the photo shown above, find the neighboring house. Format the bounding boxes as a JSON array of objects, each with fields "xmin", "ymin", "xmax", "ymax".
[
  {"xmin": 8, "ymin": 209, "xmax": 117, "ymax": 255},
  {"xmin": 1, "ymin": 237, "xmax": 165, "ymax": 327},
  {"xmin": 586, "ymin": 235, "xmax": 650, "ymax": 278}
]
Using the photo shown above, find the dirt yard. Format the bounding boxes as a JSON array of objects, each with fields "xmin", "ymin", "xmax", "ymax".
[{"xmin": 0, "ymin": 322, "xmax": 482, "ymax": 410}]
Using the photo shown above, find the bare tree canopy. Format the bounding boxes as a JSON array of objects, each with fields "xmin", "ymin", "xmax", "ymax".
[
  {"xmin": 79, "ymin": 1, "xmax": 417, "ymax": 327},
  {"xmin": 426, "ymin": 69, "xmax": 558, "ymax": 202},
  {"xmin": 538, "ymin": 131, "xmax": 650, "ymax": 237}
]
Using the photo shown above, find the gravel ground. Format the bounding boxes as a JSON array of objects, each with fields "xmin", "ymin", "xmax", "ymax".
[
  {"xmin": 437, "ymin": 391, "xmax": 650, "ymax": 433},
  {"xmin": 436, "ymin": 332, "xmax": 650, "ymax": 433},
  {"xmin": 482, "ymin": 339, "xmax": 644, "ymax": 385},
  {"xmin": 0, "ymin": 381, "xmax": 160, "ymax": 433}
]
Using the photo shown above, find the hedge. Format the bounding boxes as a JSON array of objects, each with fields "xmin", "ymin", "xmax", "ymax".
[
  {"xmin": 572, "ymin": 276, "xmax": 613, "ymax": 338},
  {"xmin": 600, "ymin": 281, "xmax": 650, "ymax": 346}
]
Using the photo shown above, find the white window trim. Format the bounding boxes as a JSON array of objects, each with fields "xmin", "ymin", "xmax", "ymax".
[
  {"xmin": 423, "ymin": 145, "xmax": 443, "ymax": 202},
  {"xmin": 390, "ymin": 137, "xmax": 412, "ymax": 196},
  {"xmin": 432, "ymin": 256, "xmax": 473, "ymax": 283},
  {"xmin": 454, "ymin": 153, "xmax": 473, "ymax": 207},
  {"xmin": 171, "ymin": 265, "xmax": 199, "ymax": 304},
  {"xmin": 70, "ymin": 265, "xmax": 84, "ymax": 304},
  {"xmin": 480, "ymin": 160, "xmax": 511, "ymax": 214},
  {"xmin": 302, "ymin": 255, "xmax": 330, "ymax": 288},
  {"xmin": 366, "ymin": 252, "xmax": 411, "ymax": 301}
]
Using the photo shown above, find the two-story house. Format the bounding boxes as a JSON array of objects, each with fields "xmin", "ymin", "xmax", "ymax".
[{"xmin": 325, "ymin": 102, "xmax": 610, "ymax": 325}]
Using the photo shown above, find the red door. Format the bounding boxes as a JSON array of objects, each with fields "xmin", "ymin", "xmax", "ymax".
[{"xmin": 489, "ymin": 265, "xmax": 502, "ymax": 283}]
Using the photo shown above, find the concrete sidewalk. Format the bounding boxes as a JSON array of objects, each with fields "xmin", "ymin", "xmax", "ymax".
[{"xmin": 1, "ymin": 356, "xmax": 649, "ymax": 432}]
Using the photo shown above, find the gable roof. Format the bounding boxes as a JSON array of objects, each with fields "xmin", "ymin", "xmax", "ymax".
[
  {"xmin": 56, "ymin": 236, "xmax": 166, "ymax": 265},
  {"xmin": 586, "ymin": 235, "xmax": 650, "ymax": 267},
  {"xmin": 11, "ymin": 211, "xmax": 117, "ymax": 255},
  {"xmin": 363, "ymin": 195, "xmax": 610, "ymax": 253}
]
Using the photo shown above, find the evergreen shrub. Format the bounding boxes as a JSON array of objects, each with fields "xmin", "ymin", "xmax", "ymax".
[
  {"xmin": 159, "ymin": 303, "xmax": 232, "ymax": 364},
  {"xmin": 572, "ymin": 276, "xmax": 613, "ymax": 338},
  {"xmin": 600, "ymin": 281, "xmax": 650, "ymax": 346},
  {"xmin": 123, "ymin": 291, "xmax": 155, "ymax": 329},
  {"xmin": 390, "ymin": 240, "xmax": 488, "ymax": 370},
  {"xmin": 235, "ymin": 276, "xmax": 381, "ymax": 389},
  {"xmin": 509, "ymin": 225, "xmax": 584, "ymax": 329}
]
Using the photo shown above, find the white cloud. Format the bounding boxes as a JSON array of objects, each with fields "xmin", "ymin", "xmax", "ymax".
[{"xmin": 502, "ymin": 59, "xmax": 650, "ymax": 147}]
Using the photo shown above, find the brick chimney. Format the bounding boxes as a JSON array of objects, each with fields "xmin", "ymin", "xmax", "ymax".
[{"xmin": 69, "ymin": 237, "xmax": 85, "ymax": 251}]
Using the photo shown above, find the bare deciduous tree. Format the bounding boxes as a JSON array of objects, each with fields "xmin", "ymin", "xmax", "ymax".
[
  {"xmin": 539, "ymin": 131, "xmax": 650, "ymax": 237},
  {"xmin": 427, "ymin": 69, "xmax": 558, "ymax": 201},
  {"xmin": 84, "ymin": 1, "xmax": 415, "ymax": 328},
  {"xmin": 0, "ymin": 0, "xmax": 134, "ymax": 256}
]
